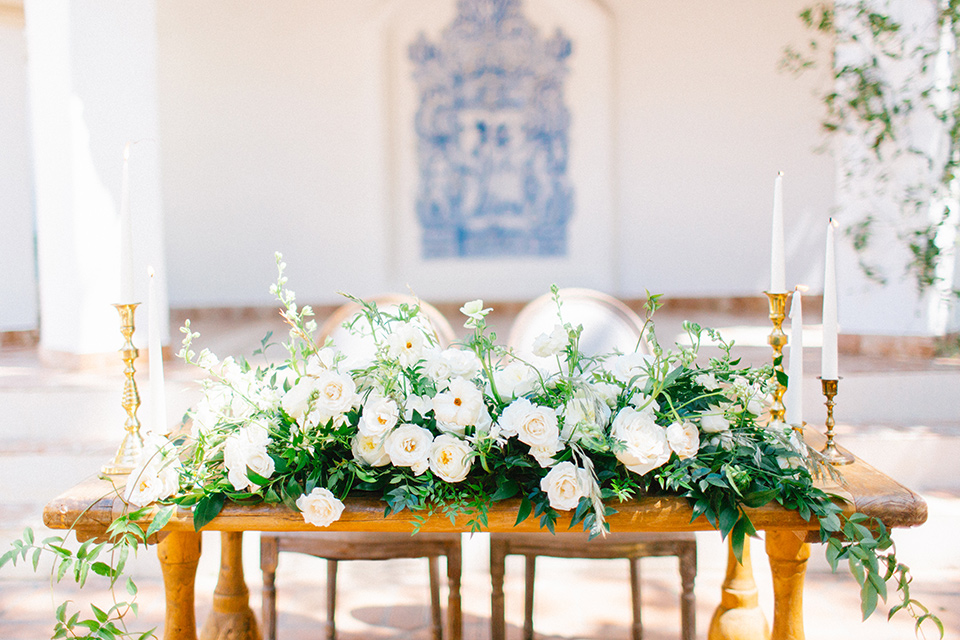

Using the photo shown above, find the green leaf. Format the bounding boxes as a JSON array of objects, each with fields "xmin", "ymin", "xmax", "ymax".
[
  {"xmin": 92, "ymin": 604, "xmax": 109, "ymax": 623},
  {"xmin": 193, "ymin": 493, "xmax": 226, "ymax": 531},
  {"xmin": 515, "ymin": 497, "xmax": 532, "ymax": 526},
  {"xmin": 146, "ymin": 505, "xmax": 175, "ymax": 539},
  {"xmin": 91, "ymin": 562, "xmax": 115, "ymax": 578},
  {"xmin": 490, "ymin": 478, "xmax": 518, "ymax": 502},
  {"xmin": 125, "ymin": 577, "xmax": 138, "ymax": 597},
  {"xmin": 860, "ymin": 579, "xmax": 879, "ymax": 620}
]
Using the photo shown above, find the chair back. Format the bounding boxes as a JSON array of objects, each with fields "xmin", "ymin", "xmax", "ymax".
[
  {"xmin": 317, "ymin": 294, "xmax": 456, "ymax": 368},
  {"xmin": 507, "ymin": 288, "xmax": 649, "ymax": 362}
]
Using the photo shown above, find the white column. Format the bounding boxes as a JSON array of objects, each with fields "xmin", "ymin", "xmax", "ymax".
[
  {"xmin": 833, "ymin": 0, "xmax": 959, "ymax": 338},
  {"xmin": 0, "ymin": 9, "xmax": 39, "ymax": 334},
  {"xmin": 24, "ymin": 0, "xmax": 169, "ymax": 355}
]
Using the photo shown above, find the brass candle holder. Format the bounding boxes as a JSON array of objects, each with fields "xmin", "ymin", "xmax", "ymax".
[
  {"xmin": 101, "ymin": 302, "xmax": 145, "ymax": 475},
  {"xmin": 765, "ymin": 291, "xmax": 791, "ymax": 425},
  {"xmin": 819, "ymin": 377, "xmax": 853, "ymax": 465}
]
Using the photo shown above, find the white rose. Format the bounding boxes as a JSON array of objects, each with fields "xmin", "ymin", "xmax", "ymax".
[
  {"xmin": 224, "ymin": 424, "xmax": 275, "ymax": 491},
  {"xmin": 429, "ymin": 434, "xmax": 473, "ymax": 482},
  {"xmin": 611, "ymin": 407, "xmax": 671, "ymax": 476},
  {"xmin": 386, "ymin": 324, "xmax": 425, "ymax": 367},
  {"xmin": 494, "ymin": 361, "xmax": 539, "ymax": 399},
  {"xmin": 423, "ymin": 348, "xmax": 454, "ymax": 381},
  {"xmin": 532, "ymin": 324, "xmax": 568, "ymax": 358},
  {"xmin": 313, "ymin": 370, "xmax": 358, "ymax": 425},
  {"xmin": 695, "ymin": 372, "xmax": 720, "ymax": 390},
  {"xmin": 540, "ymin": 461, "xmax": 588, "ymax": 511},
  {"xmin": 351, "ymin": 433, "xmax": 391, "ymax": 467},
  {"xmin": 498, "ymin": 398, "xmax": 560, "ymax": 448},
  {"xmin": 296, "ymin": 488, "xmax": 346, "ymax": 527},
  {"xmin": 384, "ymin": 424, "xmax": 434, "ymax": 475},
  {"xmin": 281, "ymin": 377, "xmax": 318, "ymax": 421},
  {"xmin": 592, "ymin": 381, "xmax": 621, "ymax": 407},
  {"xmin": 609, "ymin": 352, "xmax": 655, "ymax": 385},
  {"xmin": 432, "ymin": 377, "xmax": 486, "ymax": 435},
  {"xmin": 666, "ymin": 421, "xmax": 700, "ymax": 459},
  {"xmin": 125, "ymin": 435, "xmax": 180, "ymax": 507},
  {"xmin": 444, "ymin": 349, "xmax": 482, "ymax": 379},
  {"xmin": 359, "ymin": 393, "xmax": 399, "ymax": 437},
  {"xmin": 700, "ymin": 407, "xmax": 731, "ymax": 433},
  {"xmin": 529, "ymin": 442, "xmax": 561, "ymax": 468}
]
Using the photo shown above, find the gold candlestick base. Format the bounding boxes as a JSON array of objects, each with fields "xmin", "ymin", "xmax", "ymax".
[
  {"xmin": 102, "ymin": 302, "xmax": 144, "ymax": 475},
  {"xmin": 765, "ymin": 291, "xmax": 791, "ymax": 426},
  {"xmin": 819, "ymin": 377, "xmax": 853, "ymax": 466}
]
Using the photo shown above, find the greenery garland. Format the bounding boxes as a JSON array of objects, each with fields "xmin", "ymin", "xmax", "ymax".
[{"xmin": 1, "ymin": 254, "xmax": 944, "ymax": 639}]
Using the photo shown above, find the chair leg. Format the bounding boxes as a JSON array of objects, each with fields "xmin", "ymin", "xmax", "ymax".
[
  {"xmin": 260, "ymin": 536, "xmax": 278, "ymax": 640},
  {"xmin": 429, "ymin": 556, "xmax": 442, "ymax": 640},
  {"xmin": 326, "ymin": 560, "xmax": 338, "ymax": 640},
  {"xmin": 446, "ymin": 543, "xmax": 463, "ymax": 640},
  {"xmin": 679, "ymin": 544, "xmax": 697, "ymax": 640},
  {"xmin": 629, "ymin": 557, "xmax": 642, "ymax": 640},
  {"xmin": 523, "ymin": 555, "xmax": 536, "ymax": 640},
  {"xmin": 490, "ymin": 540, "xmax": 507, "ymax": 640}
]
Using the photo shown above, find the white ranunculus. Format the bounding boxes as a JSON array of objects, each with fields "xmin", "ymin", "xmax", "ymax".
[
  {"xmin": 609, "ymin": 352, "xmax": 655, "ymax": 385},
  {"xmin": 296, "ymin": 487, "xmax": 345, "ymax": 527},
  {"xmin": 540, "ymin": 461, "xmax": 588, "ymax": 511},
  {"xmin": 498, "ymin": 397, "xmax": 560, "ymax": 448},
  {"xmin": 386, "ymin": 324, "xmax": 425, "ymax": 367},
  {"xmin": 429, "ymin": 434, "xmax": 474, "ymax": 482},
  {"xmin": 432, "ymin": 377, "xmax": 486, "ymax": 435},
  {"xmin": 532, "ymin": 324, "xmax": 568, "ymax": 358},
  {"xmin": 445, "ymin": 349, "xmax": 482, "ymax": 379},
  {"xmin": 700, "ymin": 406, "xmax": 731, "ymax": 433},
  {"xmin": 423, "ymin": 348, "xmax": 453, "ymax": 381},
  {"xmin": 611, "ymin": 406, "xmax": 671, "ymax": 476},
  {"xmin": 223, "ymin": 423, "xmax": 275, "ymax": 491},
  {"xmin": 351, "ymin": 433, "xmax": 391, "ymax": 467},
  {"xmin": 359, "ymin": 393, "xmax": 399, "ymax": 437},
  {"xmin": 313, "ymin": 369, "xmax": 358, "ymax": 425},
  {"xmin": 384, "ymin": 424, "xmax": 434, "ymax": 475},
  {"xmin": 666, "ymin": 421, "xmax": 700, "ymax": 459},
  {"xmin": 281, "ymin": 377, "xmax": 318, "ymax": 421},
  {"xmin": 494, "ymin": 361, "xmax": 539, "ymax": 399}
]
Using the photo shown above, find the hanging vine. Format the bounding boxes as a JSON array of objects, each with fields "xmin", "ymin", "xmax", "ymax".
[{"xmin": 783, "ymin": 0, "xmax": 960, "ymax": 300}]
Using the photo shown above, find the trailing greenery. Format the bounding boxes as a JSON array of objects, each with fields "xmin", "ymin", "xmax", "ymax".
[{"xmin": 783, "ymin": 0, "xmax": 960, "ymax": 299}]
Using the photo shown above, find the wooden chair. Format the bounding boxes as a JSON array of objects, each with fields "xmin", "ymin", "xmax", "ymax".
[
  {"xmin": 492, "ymin": 288, "xmax": 697, "ymax": 640},
  {"xmin": 260, "ymin": 296, "xmax": 461, "ymax": 640}
]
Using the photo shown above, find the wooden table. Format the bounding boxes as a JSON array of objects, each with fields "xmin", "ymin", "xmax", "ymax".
[{"xmin": 43, "ymin": 432, "xmax": 927, "ymax": 640}]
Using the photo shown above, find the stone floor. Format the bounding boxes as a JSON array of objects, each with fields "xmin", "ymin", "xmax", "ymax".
[{"xmin": 1, "ymin": 302, "xmax": 958, "ymax": 639}]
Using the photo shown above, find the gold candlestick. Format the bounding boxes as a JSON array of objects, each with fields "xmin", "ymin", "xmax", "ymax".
[
  {"xmin": 819, "ymin": 377, "xmax": 853, "ymax": 465},
  {"xmin": 765, "ymin": 291, "xmax": 791, "ymax": 425},
  {"xmin": 102, "ymin": 302, "xmax": 145, "ymax": 475}
]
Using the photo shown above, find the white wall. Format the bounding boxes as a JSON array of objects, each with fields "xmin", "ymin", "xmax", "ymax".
[
  {"xmin": 156, "ymin": 0, "xmax": 835, "ymax": 309},
  {"xmin": 0, "ymin": 16, "xmax": 38, "ymax": 332}
]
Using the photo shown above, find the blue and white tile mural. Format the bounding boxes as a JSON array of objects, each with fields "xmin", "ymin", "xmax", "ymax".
[{"xmin": 409, "ymin": 0, "xmax": 574, "ymax": 259}]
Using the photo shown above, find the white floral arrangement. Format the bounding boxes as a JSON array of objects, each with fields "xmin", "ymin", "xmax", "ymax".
[{"xmin": 126, "ymin": 254, "xmax": 808, "ymax": 544}]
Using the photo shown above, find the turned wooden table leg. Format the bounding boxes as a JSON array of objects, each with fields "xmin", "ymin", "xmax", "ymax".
[
  {"xmin": 708, "ymin": 538, "xmax": 770, "ymax": 640},
  {"xmin": 201, "ymin": 531, "xmax": 262, "ymax": 640},
  {"xmin": 766, "ymin": 531, "xmax": 810, "ymax": 640},
  {"xmin": 158, "ymin": 531, "xmax": 202, "ymax": 640}
]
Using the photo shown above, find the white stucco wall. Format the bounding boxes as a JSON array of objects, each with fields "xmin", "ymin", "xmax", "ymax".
[
  {"xmin": 0, "ymin": 17, "xmax": 38, "ymax": 332},
  {"xmin": 157, "ymin": 0, "xmax": 835, "ymax": 309}
]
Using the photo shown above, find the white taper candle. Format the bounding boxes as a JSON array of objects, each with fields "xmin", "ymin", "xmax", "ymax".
[
  {"xmin": 785, "ymin": 286, "xmax": 804, "ymax": 425},
  {"xmin": 770, "ymin": 172, "xmax": 786, "ymax": 293},
  {"xmin": 119, "ymin": 143, "xmax": 134, "ymax": 303},
  {"xmin": 821, "ymin": 219, "xmax": 839, "ymax": 380}
]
